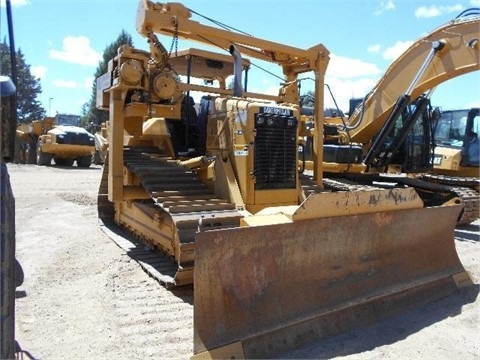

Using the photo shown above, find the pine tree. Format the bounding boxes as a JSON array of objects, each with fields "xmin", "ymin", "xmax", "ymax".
[
  {"xmin": 82, "ymin": 30, "xmax": 134, "ymax": 130},
  {"xmin": 0, "ymin": 41, "xmax": 46, "ymax": 123}
]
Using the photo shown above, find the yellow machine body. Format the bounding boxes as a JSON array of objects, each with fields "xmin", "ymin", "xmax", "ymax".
[
  {"xmin": 96, "ymin": 1, "xmax": 474, "ymax": 358},
  {"xmin": 319, "ymin": 15, "xmax": 480, "ymax": 225}
]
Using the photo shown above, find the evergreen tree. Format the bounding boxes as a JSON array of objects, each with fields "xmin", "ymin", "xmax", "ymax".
[
  {"xmin": 0, "ymin": 41, "xmax": 46, "ymax": 123},
  {"xmin": 83, "ymin": 30, "xmax": 134, "ymax": 130}
]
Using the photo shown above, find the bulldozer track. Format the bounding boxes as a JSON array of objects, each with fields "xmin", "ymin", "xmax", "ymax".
[
  {"xmin": 393, "ymin": 176, "xmax": 479, "ymax": 226},
  {"xmin": 98, "ymin": 147, "xmax": 243, "ymax": 287},
  {"xmin": 418, "ymin": 174, "xmax": 479, "ymax": 226},
  {"xmin": 98, "ymin": 219, "xmax": 179, "ymax": 285}
]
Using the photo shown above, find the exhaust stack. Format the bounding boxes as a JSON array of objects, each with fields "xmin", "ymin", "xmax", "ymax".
[{"xmin": 229, "ymin": 45, "xmax": 243, "ymax": 97}]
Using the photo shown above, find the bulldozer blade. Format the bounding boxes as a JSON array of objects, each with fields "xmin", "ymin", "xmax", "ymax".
[{"xmin": 193, "ymin": 203, "xmax": 471, "ymax": 359}]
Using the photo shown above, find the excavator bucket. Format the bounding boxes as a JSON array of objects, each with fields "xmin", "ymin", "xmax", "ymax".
[{"xmin": 193, "ymin": 201, "xmax": 471, "ymax": 359}]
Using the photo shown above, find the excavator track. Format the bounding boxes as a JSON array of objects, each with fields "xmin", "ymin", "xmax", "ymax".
[
  {"xmin": 98, "ymin": 147, "xmax": 243, "ymax": 288},
  {"xmin": 419, "ymin": 173, "xmax": 479, "ymax": 225},
  {"xmin": 381, "ymin": 175, "xmax": 478, "ymax": 226},
  {"xmin": 299, "ymin": 172, "xmax": 385, "ymax": 196},
  {"xmin": 305, "ymin": 173, "xmax": 478, "ymax": 226}
]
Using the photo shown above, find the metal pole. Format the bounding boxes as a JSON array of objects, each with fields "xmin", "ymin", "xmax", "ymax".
[
  {"xmin": 405, "ymin": 40, "xmax": 445, "ymax": 96},
  {"xmin": 49, "ymin": 97, "xmax": 53, "ymax": 117},
  {"xmin": 1, "ymin": 3, "xmax": 17, "ymax": 358}
]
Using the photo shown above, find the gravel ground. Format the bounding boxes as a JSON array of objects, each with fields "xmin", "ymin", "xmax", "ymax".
[{"xmin": 7, "ymin": 163, "xmax": 479, "ymax": 359}]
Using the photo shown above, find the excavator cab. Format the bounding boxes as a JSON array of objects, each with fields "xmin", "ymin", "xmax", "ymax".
[
  {"xmin": 462, "ymin": 108, "xmax": 480, "ymax": 166},
  {"xmin": 378, "ymin": 96, "xmax": 435, "ymax": 173},
  {"xmin": 433, "ymin": 108, "xmax": 480, "ymax": 167}
]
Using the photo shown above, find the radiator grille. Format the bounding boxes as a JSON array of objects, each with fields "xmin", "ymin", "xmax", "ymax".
[
  {"xmin": 57, "ymin": 132, "xmax": 94, "ymax": 146},
  {"xmin": 254, "ymin": 112, "xmax": 297, "ymax": 190}
]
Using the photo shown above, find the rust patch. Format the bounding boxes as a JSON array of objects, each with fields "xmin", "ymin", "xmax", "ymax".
[
  {"xmin": 216, "ymin": 236, "xmax": 281, "ymax": 308},
  {"xmin": 372, "ymin": 211, "xmax": 394, "ymax": 226}
]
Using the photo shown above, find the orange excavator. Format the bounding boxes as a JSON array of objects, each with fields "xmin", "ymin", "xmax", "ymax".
[{"xmin": 96, "ymin": 1, "xmax": 474, "ymax": 358}]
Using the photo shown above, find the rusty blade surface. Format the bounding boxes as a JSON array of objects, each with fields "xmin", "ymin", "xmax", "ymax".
[{"xmin": 193, "ymin": 203, "xmax": 466, "ymax": 358}]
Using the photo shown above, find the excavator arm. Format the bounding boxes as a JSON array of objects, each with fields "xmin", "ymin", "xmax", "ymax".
[{"xmin": 344, "ymin": 11, "xmax": 480, "ymax": 145}]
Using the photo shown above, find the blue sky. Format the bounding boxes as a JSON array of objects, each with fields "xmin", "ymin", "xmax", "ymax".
[{"xmin": 1, "ymin": 0, "xmax": 479, "ymax": 116}]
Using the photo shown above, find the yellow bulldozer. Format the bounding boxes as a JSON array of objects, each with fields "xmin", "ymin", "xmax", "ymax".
[{"xmin": 96, "ymin": 1, "xmax": 474, "ymax": 358}]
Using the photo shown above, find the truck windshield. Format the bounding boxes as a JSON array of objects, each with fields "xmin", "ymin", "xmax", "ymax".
[{"xmin": 55, "ymin": 114, "xmax": 81, "ymax": 126}]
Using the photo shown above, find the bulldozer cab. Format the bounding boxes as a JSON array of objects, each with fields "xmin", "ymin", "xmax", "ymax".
[{"xmin": 163, "ymin": 48, "xmax": 251, "ymax": 157}]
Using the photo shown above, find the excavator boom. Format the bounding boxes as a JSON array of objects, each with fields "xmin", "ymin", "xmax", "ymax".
[
  {"xmin": 346, "ymin": 13, "xmax": 479, "ymax": 144},
  {"xmin": 323, "ymin": 10, "xmax": 480, "ymax": 226}
]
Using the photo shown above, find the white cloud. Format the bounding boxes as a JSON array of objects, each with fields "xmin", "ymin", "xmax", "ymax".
[
  {"xmin": 327, "ymin": 54, "xmax": 382, "ymax": 79},
  {"xmin": 368, "ymin": 44, "xmax": 381, "ymax": 54},
  {"xmin": 382, "ymin": 40, "xmax": 414, "ymax": 61},
  {"xmin": 31, "ymin": 65, "xmax": 47, "ymax": 79},
  {"xmin": 52, "ymin": 79, "xmax": 77, "ymax": 88},
  {"xmin": 49, "ymin": 36, "xmax": 101, "ymax": 66},
  {"xmin": 286, "ymin": 54, "xmax": 383, "ymax": 112},
  {"xmin": 467, "ymin": 99, "xmax": 480, "ymax": 108},
  {"xmin": 415, "ymin": 4, "xmax": 464, "ymax": 18},
  {"xmin": 471, "ymin": 0, "xmax": 480, "ymax": 6},
  {"xmin": 374, "ymin": 0, "xmax": 395, "ymax": 15},
  {"xmin": 0, "ymin": 0, "xmax": 28, "ymax": 7},
  {"xmin": 323, "ymin": 77, "xmax": 378, "ymax": 111}
]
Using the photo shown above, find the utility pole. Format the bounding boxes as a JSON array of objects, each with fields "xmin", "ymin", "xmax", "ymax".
[{"xmin": 49, "ymin": 97, "xmax": 53, "ymax": 117}]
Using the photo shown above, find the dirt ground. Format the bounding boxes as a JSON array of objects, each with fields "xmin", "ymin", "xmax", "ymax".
[{"xmin": 7, "ymin": 163, "xmax": 480, "ymax": 360}]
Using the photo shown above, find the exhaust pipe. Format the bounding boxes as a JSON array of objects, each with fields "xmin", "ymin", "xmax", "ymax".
[{"xmin": 229, "ymin": 45, "xmax": 243, "ymax": 97}]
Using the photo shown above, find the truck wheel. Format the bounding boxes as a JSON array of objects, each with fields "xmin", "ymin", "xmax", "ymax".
[
  {"xmin": 77, "ymin": 155, "xmax": 92, "ymax": 168},
  {"xmin": 54, "ymin": 158, "xmax": 65, "ymax": 166},
  {"xmin": 54, "ymin": 158, "xmax": 74, "ymax": 167},
  {"xmin": 26, "ymin": 137, "xmax": 38, "ymax": 164},
  {"xmin": 14, "ymin": 137, "xmax": 26, "ymax": 164},
  {"xmin": 15, "ymin": 258, "xmax": 24, "ymax": 288},
  {"xmin": 93, "ymin": 150, "xmax": 103, "ymax": 165},
  {"xmin": 36, "ymin": 139, "xmax": 52, "ymax": 166}
]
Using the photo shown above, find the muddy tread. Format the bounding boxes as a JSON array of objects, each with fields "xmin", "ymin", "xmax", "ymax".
[
  {"xmin": 98, "ymin": 218, "xmax": 178, "ymax": 286},
  {"xmin": 419, "ymin": 174, "xmax": 479, "ymax": 225}
]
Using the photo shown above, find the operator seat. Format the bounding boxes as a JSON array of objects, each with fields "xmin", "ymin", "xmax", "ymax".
[
  {"xmin": 465, "ymin": 132, "xmax": 479, "ymax": 165},
  {"xmin": 196, "ymin": 96, "xmax": 211, "ymax": 156},
  {"xmin": 166, "ymin": 95, "xmax": 199, "ymax": 157}
]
